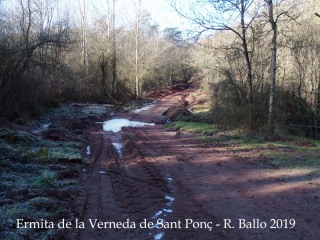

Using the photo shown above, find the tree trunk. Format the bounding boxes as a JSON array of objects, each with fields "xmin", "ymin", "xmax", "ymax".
[
  {"xmin": 240, "ymin": 0, "xmax": 253, "ymax": 127},
  {"xmin": 135, "ymin": 0, "xmax": 141, "ymax": 98},
  {"xmin": 78, "ymin": 0, "xmax": 88, "ymax": 75},
  {"xmin": 99, "ymin": 54, "xmax": 108, "ymax": 97},
  {"xmin": 111, "ymin": 0, "xmax": 117, "ymax": 96},
  {"xmin": 267, "ymin": 0, "xmax": 277, "ymax": 135}
]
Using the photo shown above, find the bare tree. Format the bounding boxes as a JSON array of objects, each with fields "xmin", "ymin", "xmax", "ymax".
[
  {"xmin": 133, "ymin": 0, "xmax": 141, "ymax": 98},
  {"xmin": 111, "ymin": 0, "xmax": 117, "ymax": 95},
  {"xmin": 172, "ymin": 0, "xmax": 260, "ymax": 127},
  {"xmin": 264, "ymin": 0, "xmax": 300, "ymax": 134},
  {"xmin": 0, "ymin": 0, "xmax": 71, "ymax": 118},
  {"xmin": 266, "ymin": 0, "xmax": 277, "ymax": 134},
  {"xmin": 78, "ymin": 0, "xmax": 88, "ymax": 75}
]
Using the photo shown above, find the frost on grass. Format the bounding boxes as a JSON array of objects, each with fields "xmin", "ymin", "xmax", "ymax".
[
  {"xmin": 0, "ymin": 121, "xmax": 88, "ymax": 238},
  {"xmin": 0, "ymin": 103, "xmax": 113, "ymax": 239}
]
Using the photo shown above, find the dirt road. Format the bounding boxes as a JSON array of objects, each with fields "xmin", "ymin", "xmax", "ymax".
[{"xmin": 70, "ymin": 87, "xmax": 320, "ymax": 240}]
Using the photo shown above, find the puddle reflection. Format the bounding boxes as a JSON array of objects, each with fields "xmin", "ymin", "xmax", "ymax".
[{"xmin": 103, "ymin": 118, "xmax": 154, "ymax": 133}]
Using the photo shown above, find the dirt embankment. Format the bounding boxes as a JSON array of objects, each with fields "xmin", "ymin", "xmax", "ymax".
[{"xmin": 70, "ymin": 86, "xmax": 320, "ymax": 240}]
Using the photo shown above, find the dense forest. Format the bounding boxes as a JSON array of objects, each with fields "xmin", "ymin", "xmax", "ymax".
[
  {"xmin": 0, "ymin": 0, "xmax": 319, "ymax": 138},
  {"xmin": 0, "ymin": 0, "xmax": 194, "ymax": 119}
]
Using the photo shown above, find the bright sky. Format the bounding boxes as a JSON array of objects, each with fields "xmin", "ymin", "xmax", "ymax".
[
  {"xmin": 1, "ymin": 0, "xmax": 192, "ymax": 32},
  {"xmin": 65, "ymin": 0, "xmax": 190, "ymax": 31}
]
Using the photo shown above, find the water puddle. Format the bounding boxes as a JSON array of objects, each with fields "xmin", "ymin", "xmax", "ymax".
[
  {"xmin": 149, "ymin": 175, "xmax": 175, "ymax": 240},
  {"xmin": 153, "ymin": 210, "xmax": 163, "ymax": 218},
  {"xmin": 166, "ymin": 176, "xmax": 173, "ymax": 181},
  {"xmin": 164, "ymin": 195, "xmax": 175, "ymax": 207},
  {"xmin": 132, "ymin": 101, "xmax": 157, "ymax": 114},
  {"xmin": 112, "ymin": 142, "xmax": 123, "ymax": 158},
  {"xmin": 102, "ymin": 117, "xmax": 174, "ymax": 240},
  {"xmin": 103, "ymin": 118, "xmax": 154, "ymax": 133},
  {"xmin": 153, "ymin": 232, "xmax": 164, "ymax": 240},
  {"xmin": 163, "ymin": 208, "xmax": 173, "ymax": 213},
  {"xmin": 86, "ymin": 145, "xmax": 91, "ymax": 155},
  {"xmin": 103, "ymin": 118, "xmax": 154, "ymax": 166},
  {"xmin": 83, "ymin": 145, "xmax": 91, "ymax": 172}
]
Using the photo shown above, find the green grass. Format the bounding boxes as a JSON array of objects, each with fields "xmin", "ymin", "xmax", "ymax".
[
  {"xmin": 163, "ymin": 91, "xmax": 320, "ymax": 183},
  {"xmin": 166, "ymin": 121, "xmax": 215, "ymax": 135},
  {"xmin": 169, "ymin": 91, "xmax": 320, "ymax": 171},
  {"xmin": 263, "ymin": 139, "xmax": 320, "ymax": 168},
  {"xmin": 190, "ymin": 105, "xmax": 211, "ymax": 113},
  {"xmin": 266, "ymin": 151, "xmax": 320, "ymax": 168},
  {"xmin": 46, "ymin": 141, "xmax": 83, "ymax": 161},
  {"xmin": 123, "ymin": 106, "xmax": 135, "ymax": 112},
  {"xmin": 197, "ymin": 129, "xmax": 320, "ymax": 170}
]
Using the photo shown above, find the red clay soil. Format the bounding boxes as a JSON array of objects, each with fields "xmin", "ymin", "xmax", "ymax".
[{"xmin": 68, "ymin": 86, "xmax": 320, "ymax": 240}]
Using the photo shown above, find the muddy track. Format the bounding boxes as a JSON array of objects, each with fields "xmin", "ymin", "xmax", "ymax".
[
  {"xmin": 69, "ymin": 87, "xmax": 198, "ymax": 240},
  {"xmin": 123, "ymin": 127, "xmax": 226, "ymax": 240},
  {"xmin": 69, "ymin": 87, "xmax": 250, "ymax": 240},
  {"xmin": 68, "ymin": 86, "xmax": 320, "ymax": 240},
  {"xmin": 75, "ymin": 134, "xmax": 168, "ymax": 239}
]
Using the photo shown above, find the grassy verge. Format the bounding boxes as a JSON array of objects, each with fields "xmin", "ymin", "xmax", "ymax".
[
  {"xmin": 199, "ymin": 132, "xmax": 320, "ymax": 170},
  {"xmin": 0, "ymin": 128, "xmax": 84, "ymax": 239},
  {"xmin": 262, "ymin": 139, "xmax": 320, "ymax": 169},
  {"xmin": 0, "ymin": 103, "xmax": 111, "ymax": 239},
  {"xmin": 165, "ymin": 96, "xmax": 320, "ymax": 171},
  {"xmin": 165, "ymin": 121, "xmax": 215, "ymax": 135}
]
